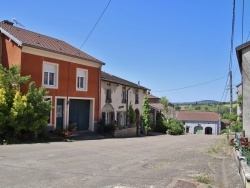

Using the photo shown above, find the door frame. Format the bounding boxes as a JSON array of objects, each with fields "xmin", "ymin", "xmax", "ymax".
[
  {"xmin": 68, "ymin": 97, "xmax": 95, "ymax": 131},
  {"xmin": 55, "ymin": 96, "xmax": 67, "ymax": 130}
]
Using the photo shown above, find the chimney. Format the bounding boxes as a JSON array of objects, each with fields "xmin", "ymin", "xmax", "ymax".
[
  {"xmin": 2, "ymin": 20, "xmax": 14, "ymax": 26},
  {"xmin": 138, "ymin": 81, "xmax": 140, "ymax": 86}
]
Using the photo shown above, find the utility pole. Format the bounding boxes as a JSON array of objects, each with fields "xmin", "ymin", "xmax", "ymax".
[{"xmin": 229, "ymin": 70, "xmax": 233, "ymax": 115}]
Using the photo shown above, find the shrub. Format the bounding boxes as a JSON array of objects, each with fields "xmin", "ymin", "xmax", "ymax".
[
  {"xmin": 230, "ymin": 121, "xmax": 243, "ymax": 132},
  {"xmin": 154, "ymin": 118, "xmax": 168, "ymax": 133},
  {"xmin": 104, "ymin": 124, "xmax": 116, "ymax": 133},
  {"xmin": 166, "ymin": 118, "xmax": 184, "ymax": 135}
]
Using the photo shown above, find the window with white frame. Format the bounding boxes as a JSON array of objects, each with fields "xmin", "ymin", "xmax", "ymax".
[
  {"xmin": 76, "ymin": 68, "xmax": 87, "ymax": 91},
  {"xmin": 43, "ymin": 62, "xmax": 58, "ymax": 88}
]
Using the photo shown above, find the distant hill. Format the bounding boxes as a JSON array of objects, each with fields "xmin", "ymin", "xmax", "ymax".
[{"xmin": 174, "ymin": 100, "xmax": 220, "ymax": 105}]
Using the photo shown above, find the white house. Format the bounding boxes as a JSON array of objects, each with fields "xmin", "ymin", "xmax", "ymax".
[
  {"xmin": 100, "ymin": 71, "xmax": 149, "ymax": 128},
  {"xmin": 176, "ymin": 111, "xmax": 221, "ymax": 135}
]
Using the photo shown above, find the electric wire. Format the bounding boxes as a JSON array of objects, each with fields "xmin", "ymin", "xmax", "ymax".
[
  {"xmin": 242, "ymin": 0, "xmax": 244, "ymax": 43},
  {"xmin": 220, "ymin": 73, "xmax": 230, "ymax": 103},
  {"xmin": 152, "ymin": 75, "xmax": 227, "ymax": 92},
  {"xmin": 80, "ymin": 0, "xmax": 112, "ymax": 47},
  {"xmin": 69, "ymin": 0, "xmax": 112, "ymax": 62}
]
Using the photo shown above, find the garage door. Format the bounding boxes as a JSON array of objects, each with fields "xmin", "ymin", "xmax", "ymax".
[
  {"xmin": 194, "ymin": 126, "xmax": 203, "ymax": 134},
  {"xmin": 69, "ymin": 99, "xmax": 90, "ymax": 131}
]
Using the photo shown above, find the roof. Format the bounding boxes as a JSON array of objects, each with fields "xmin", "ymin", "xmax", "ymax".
[
  {"xmin": 176, "ymin": 111, "xmax": 220, "ymax": 122},
  {"xmin": 0, "ymin": 21, "xmax": 104, "ymax": 65},
  {"xmin": 101, "ymin": 71, "xmax": 149, "ymax": 90},
  {"xmin": 236, "ymin": 41, "xmax": 250, "ymax": 72},
  {"xmin": 149, "ymin": 103, "xmax": 163, "ymax": 111},
  {"xmin": 147, "ymin": 94, "xmax": 159, "ymax": 99}
]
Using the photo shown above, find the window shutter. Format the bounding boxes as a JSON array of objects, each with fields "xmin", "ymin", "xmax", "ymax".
[
  {"xmin": 102, "ymin": 112, "xmax": 106, "ymax": 125},
  {"xmin": 111, "ymin": 112, "xmax": 114, "ymax": 122}
]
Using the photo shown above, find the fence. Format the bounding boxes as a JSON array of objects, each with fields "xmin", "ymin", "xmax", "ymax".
[{"xmin": 235, "ymin": 132, "xmax": 250, "ymax": 166}]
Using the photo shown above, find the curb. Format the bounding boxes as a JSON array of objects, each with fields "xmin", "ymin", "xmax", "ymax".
[{"xmin": 233, "ymin": 148, "xmax": 250, "ymax": 188}]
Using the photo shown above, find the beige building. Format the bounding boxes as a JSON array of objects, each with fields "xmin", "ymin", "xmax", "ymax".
[
  {"xmin": 100, "ymin": 71, "xmax": 149, "ymax": 128},
  {"xmin": 147, "ymin": 94, "xmax": 175, "ymax": 127}
]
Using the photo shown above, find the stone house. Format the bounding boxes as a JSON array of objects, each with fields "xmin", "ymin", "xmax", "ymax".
[
  {"xmin": 100, "ymin": 71, "xmax": 149, "ymax": 129},
  {"xmin": 146, "ymin": 93, "xmax": 175, "ymax": 127}
]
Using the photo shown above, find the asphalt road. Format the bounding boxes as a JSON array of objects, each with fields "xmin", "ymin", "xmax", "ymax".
[{"xmin": 0, "ymin": 134, "xmax": 243, "ymax": 188}]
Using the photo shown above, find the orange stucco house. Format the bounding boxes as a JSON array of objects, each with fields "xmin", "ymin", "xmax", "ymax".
[{"xmin": 0, "ymin": 20, "xmax": 104, "ymax": 132}]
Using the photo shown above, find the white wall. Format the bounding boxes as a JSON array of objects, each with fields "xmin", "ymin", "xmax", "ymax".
[
  {"xmin": 100, "ymin": 80, "xmax": 146, "ymax": 124},
  {"xmin": 242, "ymin": 47, "xmax": 250, "ymax": 138},
  {"xmin": 184, "ymin": 121, "xmax": 219, "ymax": 135}
]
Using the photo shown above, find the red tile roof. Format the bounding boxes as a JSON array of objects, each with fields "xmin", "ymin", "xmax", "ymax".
[
  {"xmin": 147, "ymin": 94, "xmax": 159, "ymax": 99},
  {"xmin": 177, "ymin": 111, "xmax": 220, "ymax": 122},
  {"xmin": 0, "ymin": 21, "xmax": 104, "ymax": 64},
  {"xmin": 149, "ymin": 103, "xmax": 163, "ymax": 111},
  {"xmin": 101, "ymin": 71, "xmax": 149, "ymax": 90}
]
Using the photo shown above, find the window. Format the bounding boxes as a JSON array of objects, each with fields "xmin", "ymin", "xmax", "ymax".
[
  {"xmin": 43, "ymin": 62, "xmax": 58, "ymax": 88},
  {"xmin": 76, "ymin": 68, "xmax": 88, "ymax": 91},
  {"xmin": 106, "ymin": 89, "xmax": 112, "ymax": 103},
  {"xmin": 122, "ymin": 86, "xmax": 126, "ymax": 103},
  {"xmin": 135, "ymin": 89, "xmax": 139, "ymax": 104}
]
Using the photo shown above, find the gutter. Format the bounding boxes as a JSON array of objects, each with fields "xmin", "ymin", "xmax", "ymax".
[{"xmin": 126, "ymin": 87, "xmax": 131, "ymax": 125}]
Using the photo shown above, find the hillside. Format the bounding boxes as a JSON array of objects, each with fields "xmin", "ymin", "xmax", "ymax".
[{"xmin": 175, "ymin": 102, "xmax": 237, "ymax": 115}]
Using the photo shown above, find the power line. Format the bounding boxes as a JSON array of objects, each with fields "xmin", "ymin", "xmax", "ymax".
[
  {"xmin": 220, "ymin": 73, "xmax": 229, "ymax": 103},
  {"xmin": 242, "ymin": 0, "xmax": 244, "ymax": 43},
  {"xmin": 81, "ymin": 0, "xmax": 112, "ymax": 47},
  {"xmin": 152, "ymin": 75, "xmax": 227, "ymax": 92},
  {"xmin": 69, "ymin": 0, "xmax": 112, "ymax": 62}
]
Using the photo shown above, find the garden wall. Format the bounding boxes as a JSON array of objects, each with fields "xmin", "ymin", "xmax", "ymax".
[{"xmin": 113, "ymin": 127, "xmax": 137, "ymax": 137}]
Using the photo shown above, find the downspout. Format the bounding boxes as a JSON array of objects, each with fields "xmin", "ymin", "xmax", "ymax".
[
  {"xmin": 66, "ymin": 61, "xmax": 70, "ymax": 129},
  {"xmin": 126, "ymin": 87, "xmax": 131, "ymax": 125}
]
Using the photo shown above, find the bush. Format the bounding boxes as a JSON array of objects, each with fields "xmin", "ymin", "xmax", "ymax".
[
  {"xmin": 231, "ymin": 121, "xmax": 243, "ymax": 132},
  {"xmin": 154, "ymin": 118, "xmax": 168, "ymax": 133},
  {"xmin": 104, "ymin": 124, "xmax": 116, "ymax": 133},
  {"xmin": 166, "ymin": 118, "xmax": 184, "ymax": 135}
]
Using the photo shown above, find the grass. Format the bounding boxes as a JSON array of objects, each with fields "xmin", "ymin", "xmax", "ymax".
[
  {"xmin": 207, "ymin": 136, "xmax": 233, "ymax": 156},
  {"xmin": 196, "ymin": 174, "xmax": 211, "ymax": 184}
]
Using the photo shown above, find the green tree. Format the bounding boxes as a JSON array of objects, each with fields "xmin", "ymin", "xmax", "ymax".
[
  {"xmin": 166, "ymin": 118, "xmax": 184, "ymax": 135},
  {"xmin": 142, "ymin": 96, "xmax": 151, "ymax": 135},
  {"xmin": 175, "ymin": 105, "xmax": 181, "ymax": 111},
  {"xmin": 127, "ymin": 104, "xmax": 136, "ymax": 126},
  {"xmin": 159, "ymin": 96, "xmax": 169, "ymax": 117},
  {"xmin": 238, "ymin": 94, "xmax": 243, "ymax": 109},
  {"xmin": 0, "ymin": 65, "xmax": 52, "ymax": 142}
]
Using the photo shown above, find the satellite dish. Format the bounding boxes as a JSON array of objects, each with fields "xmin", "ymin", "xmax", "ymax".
[{"xmin": 12, "ymin": 18, "xmax": 25, "ymax": 27}]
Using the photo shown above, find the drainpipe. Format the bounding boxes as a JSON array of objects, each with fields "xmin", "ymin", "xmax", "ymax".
[{"xmin": 126, "ymin": 87, "xmax": 131, "ymax": 125}]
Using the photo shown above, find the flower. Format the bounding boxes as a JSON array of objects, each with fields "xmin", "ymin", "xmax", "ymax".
[
  {"xmin": 245, "ymin": 142, "xmax": 249, "ymax": 147},
  {"xmin": 230, "ymin": 138, "xmax": 235, "ymax": 142}
]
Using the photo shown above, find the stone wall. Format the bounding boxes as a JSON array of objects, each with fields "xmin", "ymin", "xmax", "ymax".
[{"xmin": 113, "ymin": 127, "xmax": 137, "ymax": 137}]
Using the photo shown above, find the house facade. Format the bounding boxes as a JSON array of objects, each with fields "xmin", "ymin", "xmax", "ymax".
[
  {"xmin": 176, "ymin": 111, "xmax": 221, "ymax": 135},
  {"xmin": 101, "ymin": 71, "xmax": 148, "ymax": 128},
  {"xmin": 0, "ymin": 20, "xmax": 104, "ymax": 132},
  {"xmin": 147, "ymin": 93, "xmax": 175, "ymax": 127},
  {"xmin": 236, "ymin": 41, "xmax": 250, "ymax": 138}
]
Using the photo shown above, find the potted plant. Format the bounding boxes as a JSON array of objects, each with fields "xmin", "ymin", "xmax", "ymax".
[{"xmin": 68, "ymin": 123, "xmax": 77, "ymax": 133}]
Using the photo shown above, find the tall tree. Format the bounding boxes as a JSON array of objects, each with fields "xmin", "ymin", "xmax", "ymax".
[
  {"xmin": 159, "ymin": 96, "xmax": 169, "ymax": 118},
  {"xmin": 142, "ymin": 96, "xmax": 151, "ymax": 134}
]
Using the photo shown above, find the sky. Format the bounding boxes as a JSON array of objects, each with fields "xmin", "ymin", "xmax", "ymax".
[{"xmin": 1, "ymin": 0, "xmax": 249, "ymax": 103}]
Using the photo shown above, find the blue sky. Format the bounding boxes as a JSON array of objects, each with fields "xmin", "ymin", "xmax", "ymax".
[{"xmin": 1, "ymin": 0, "xmax": 249, "ymax": 103}]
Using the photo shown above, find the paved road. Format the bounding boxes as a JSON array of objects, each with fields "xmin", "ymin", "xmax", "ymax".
[{"xmin": 0, "ymin": 134, "xmax": 242, "ymax": 188}]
